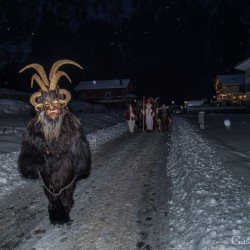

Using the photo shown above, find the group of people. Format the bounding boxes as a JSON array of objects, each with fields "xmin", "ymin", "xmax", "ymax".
[{"xmin": 125, "ymin": 98, "xmax": 172, "ymax": 133}]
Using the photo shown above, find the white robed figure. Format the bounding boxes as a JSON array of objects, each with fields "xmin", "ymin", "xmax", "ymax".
[
  {"xmin": 125, "ymin": 105, "xmax": 138, "ymax": 133},
  {"xmin": 142, "ymin": 98, "xmax": 155, "ymax": 132},
  {"xmin": 145, "ymin": 105, "xmax": 154, "ymax": 131}
]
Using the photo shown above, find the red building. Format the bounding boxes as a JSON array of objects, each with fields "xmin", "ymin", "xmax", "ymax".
[{"xmin": 74, "ymin": 79, "xmax": 136, "ymax": 107}]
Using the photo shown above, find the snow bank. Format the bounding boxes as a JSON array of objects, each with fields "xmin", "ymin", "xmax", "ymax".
[
  {"xmin": 166, "ymin": 116, "xmax": 250, "ymax": 250},
  {"xmin": 0, "ymin": 99, "xmax": 32, "ymax": 115},
  {"xmin": 0, "ymin": 98, "xmax": 127, "ymax": 200}
]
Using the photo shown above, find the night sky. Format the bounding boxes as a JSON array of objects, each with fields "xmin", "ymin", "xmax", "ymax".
[{"xmin": 1, "ymin": 0, "xmax": 250, "ymax": 104}]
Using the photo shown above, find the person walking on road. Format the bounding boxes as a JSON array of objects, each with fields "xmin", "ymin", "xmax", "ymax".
[{"xmin": 125, "ymin": 105, "xmax": 138, "ymax": 133}]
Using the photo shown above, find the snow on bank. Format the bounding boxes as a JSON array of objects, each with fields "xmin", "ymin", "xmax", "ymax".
[
  {"xmin": 0, "ymin": 99, "xmax": 127, "ymax": 200},
  {"xmin": 87, "ymin": 123, "xmax": 127, "ymax": 153},
  {"xmin": 0, "ymin": 122, "xmax": 127, "ymax": 201},
  {"xmin": 1, "ymin": 98, "xmax": 250, "ymax": 249},
  {"xmin": 166, "ymin": 116, "xmax": 250, "ymax": 250},
  {"xmin": 0, "ymin": 152, "xmax": 24, "ymax": 197}
]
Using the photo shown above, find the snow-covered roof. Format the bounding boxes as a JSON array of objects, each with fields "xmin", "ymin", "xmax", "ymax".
[
  {"xmin": 215, "ymin": 74, "xmax": 245, "ymax": 86},
  {"xmin": 235, "ymin": 57, "xmax": 250, "ymax": 71},
  {"xmin": 0, "ymin": 88, "xmax": 30, "ymax": 96},
  {"xmin": 124, "ymin": 93, "xmax": 137, "ymax": 98},
  {"xmin": 74, "ymin": 79, "xmax": 131, "ymax": 90}
]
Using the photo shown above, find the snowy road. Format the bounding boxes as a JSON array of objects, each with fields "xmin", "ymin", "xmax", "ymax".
[
  {"xmin": 3, "ymin": 113, "xmax": 250, "ymax": 250},
  {"xmin": 0, "ymin": 128, "xmax": 171, "ymax": 250}
]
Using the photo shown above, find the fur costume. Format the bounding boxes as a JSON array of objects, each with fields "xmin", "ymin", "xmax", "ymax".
[
  {"xmin": 158, "ymin": 104, "xmax": 170, "ymax": 132},
  {"xmin": 18, "ymin": 60, "xmax": 91, "ymax": 225}
]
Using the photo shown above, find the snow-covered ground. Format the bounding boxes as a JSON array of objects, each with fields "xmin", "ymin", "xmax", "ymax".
[
  {"xmin": 0, "ymin": 99, "xmax": 127, "ymax": 199},
  {"xmin": 1, "ymin": 99, "xmax": 250, "ymax": 249},
  {"xmin": 166, "ymin": 115, "xmax": 250, "ymax": 250}
]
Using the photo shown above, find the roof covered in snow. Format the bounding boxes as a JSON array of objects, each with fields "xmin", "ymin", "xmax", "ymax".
[
  {"xmin": 215, "ymin": 74, "xmax": 245, "ymax": 86},
  {"xmin": 74, "ymin": 79, "xmax": 131, "ymax": 90},
  {"xmin": 235, "ymin": 57, "xmax": 250, "ymax": 71}
]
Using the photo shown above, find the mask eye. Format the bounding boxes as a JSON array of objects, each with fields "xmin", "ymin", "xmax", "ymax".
[{"xmin": 44, "ymin": 102, "xmax": 50, "ymax": 108}]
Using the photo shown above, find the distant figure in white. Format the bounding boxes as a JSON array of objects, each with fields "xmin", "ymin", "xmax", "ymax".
[
  {"xmin": 142, "ymin": 98, "xmax": 156, "ymax": 132},
  {"xmin": 224, "ymin": 119, "xmax": 232, "ymax": 132},
  {"xmin": 125, "ymin": 105, "xmax": 138, "ymax": 133}
]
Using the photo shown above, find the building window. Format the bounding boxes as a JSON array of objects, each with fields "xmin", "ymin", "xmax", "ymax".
[{"xmin": 105, "ymin": 92, "xmax": 111, "ymax": 99}]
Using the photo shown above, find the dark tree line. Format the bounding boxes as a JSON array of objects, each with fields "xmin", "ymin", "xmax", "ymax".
[{"xmin": 0, "ymin": 0, "xmax": 249, "ymax": 103}]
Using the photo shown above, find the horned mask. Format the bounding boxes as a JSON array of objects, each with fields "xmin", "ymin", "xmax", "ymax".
[{"xmin": 19, "ymin": 59, "xmax": 83, "ymax": 111}]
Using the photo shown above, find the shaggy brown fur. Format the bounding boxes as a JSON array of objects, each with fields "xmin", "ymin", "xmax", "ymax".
[{"xmin": 18, "ymin": 106, "xmax": 91, "ymax": 224}]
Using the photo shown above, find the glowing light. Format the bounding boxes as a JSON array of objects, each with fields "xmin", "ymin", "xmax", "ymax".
[{"xmin": 224, "ymin": 119, "xmax": 231, "ymax": 129}]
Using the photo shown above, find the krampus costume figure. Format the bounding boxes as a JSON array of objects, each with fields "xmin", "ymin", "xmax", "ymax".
[{"xmin": 18, "ymin": 60, "xmax": 91, "ymax": 225}]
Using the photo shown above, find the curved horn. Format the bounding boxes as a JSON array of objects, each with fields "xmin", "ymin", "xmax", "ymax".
[
  {"xmin": 49, "ymin": 59, "xmax": 83, "ymax": 89},
  {"xmin": 30, "ymin": 92, "xmax": 43, "ymax": 111},
  {"xmin": 58, "ymin": 89, "xmax": 71, "ymax": 106},
  {"xmin": 49, "ymin": 60, "xmax": 83, "ymax": 80},
  {"xmin": 50, "ymin": 71, "xmax": 72, "ymax": 90},
  {"xmin": 31, "ymin": 73, "xmax": 48, "ymax": 91},
  {"xmin": 19, "ymin": 63, "xmax": 50, "ymax": 87}
]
